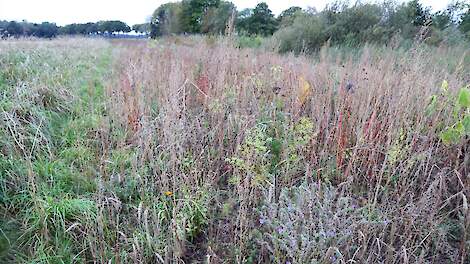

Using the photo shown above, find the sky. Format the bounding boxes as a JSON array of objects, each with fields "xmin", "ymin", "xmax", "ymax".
[{"xmin": 0, "ymin": 0, "xmax": 452, "ymax": 26}]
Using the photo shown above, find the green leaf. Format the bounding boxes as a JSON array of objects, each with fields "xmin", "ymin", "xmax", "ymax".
[
  {"xmin": 425, "ymin": 95, "xmax": 437, "ymax": 116},
  {"xmin": 463, "ymin": 115, "xmax": 470, "ymax": 135},
  {"xmin": 440, "ymin": 127, "xmax": 461, "ymax": 146},
  {"xmin": 441, "ymin": 80, "xmax": 448, "ymax": 93},
  {"xmin": 458, "ymin": 87, "xmax": 470, "ymax": 108},
  {"xmin": 455, "ymin": 121, "xmax": 464, "ymax": 134}
]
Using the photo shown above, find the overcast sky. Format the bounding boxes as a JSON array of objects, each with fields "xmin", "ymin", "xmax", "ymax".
[{"xmin": 0, "ymin": 0, "xmax": 452, "ymax": 26}]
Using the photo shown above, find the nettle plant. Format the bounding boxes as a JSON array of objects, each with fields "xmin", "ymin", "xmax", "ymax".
[
  {"xmin": 430, "ymin": 81, "xmax": 470, "ymax": 145},
  {"xmin": 226, "ymin": 122, "xmax": 273, "ymax": 186},
  {"xmin": 226, "ymin": 117, "xmax": 314, "ymax": 190}
]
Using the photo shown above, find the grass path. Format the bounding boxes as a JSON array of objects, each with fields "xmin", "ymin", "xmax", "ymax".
[{"xmin": 0, "ymin": 40, "xmax": 114, "ymax": 263}]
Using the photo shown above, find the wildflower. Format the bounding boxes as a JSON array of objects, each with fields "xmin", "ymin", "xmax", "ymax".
[
  {"xmin": 298, "ymin": 76, "xmax": 311, "ymax": 104},
  {"xmin": 345, "ymin": 81, "xmax": 354, "ymax": 93},
  {"xmin": 326, "ymin": 230, "xmax": 336, "ymax": 238},
  {"xmin": 164, "ymin": 191, "xmax": 173, "ymax": 196}
]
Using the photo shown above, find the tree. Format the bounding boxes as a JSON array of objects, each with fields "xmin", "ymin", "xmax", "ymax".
[
  {"xmin": 59, "ymin": 23, "xmax": 100, "ymax": 35},
  {"xmin": 132, "ymin": 23, "xmax": 150, "ymax": 34},
  {"xmin": 278, "ymin": 6, "xmax": 303, "ymax": 28},
  {"xmin": 247, "ymin": 2, "xmax": 278, "ymax": 35},
  {"xmin": 151, "ymin": 2, "xmax": 183, "ymax": 37},
  {"xmin": 180, "ymin": 0, "xmax": 220, "ymax": 33},
  {"xmin": 6, "ymin": 21, "xmax": 23, "ymax": 37},
  {"xmin": 431, "ymin": 1, "xmax": 466, "ymax": 31},
  {"xmin": 19, "ymin": 20, "xmax": 38, "ymax": 36},
  {"xmin": 0, "ymin": 21, "xmax": 8, "ymax": 37},
  {"xmin": 83, "ymin": 23, "xmax": 96, "ymax": 34},
  {"xmin": 326, "ymin": 3, "xmax": 383, "ymax": 45},
  {"xmin": 273, "ymin": 12, "xmax": 327, "ymax": 53},
  {"xmin": 60, "ymin": 24, "xmax": 78, "ymax": 35},
  {"xmin": 450, "ymin": 2, "xmax": 470, "ymax": 37},
  {"xmin": 236, "ymin": 8, "xmax": 253, "ymax": 34},
  {"xmin": 460, "ymin": 10, "xmax": 470, "ymax": 37},
  {"xmin": 236, "ymin": 3, "xmax": 278, "ymax": 36},
  {"xmin": 36, "ymin": 22, "xmax": 59, "ymax": 38},
  {"xmin": 406, "ymin": 0, "xmax": 431, "ymax": 26},
  {"xmin": 98, "ymin": 21, "xmax": 131, "ymax": 34},
  {"xmin": 387, "ymin": 1, "xmax": 428, "ymax": 39},
  {"xmin": 201, "ymin": 1, "xmax": 236, "ymax": 34}
]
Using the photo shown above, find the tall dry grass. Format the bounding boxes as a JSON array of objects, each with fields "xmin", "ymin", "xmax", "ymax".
[
  {"xmin": 1, "ymin": 37, "xmax": 468, "ymax": 263},
  {"xmin": 105, "ymin": 37, "xmax": 469, "ymax": 263}
]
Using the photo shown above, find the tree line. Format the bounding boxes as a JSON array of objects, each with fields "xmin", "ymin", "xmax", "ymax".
[
  {"xmin": 1, "ymin": 0, "xmax": 469, "ymax": 51},
  {"xmin": 149, "ymin": 0, "xmax": 470, "ymax": 49},
  {"xmin": 0, "ymin": 20, "xmax": 148, "ymax": 38}
]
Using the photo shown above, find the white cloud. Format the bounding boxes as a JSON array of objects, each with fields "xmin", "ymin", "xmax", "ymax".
[{"xmin": 0, "ymin": 0, "xmax": 454, "ymax": 26}]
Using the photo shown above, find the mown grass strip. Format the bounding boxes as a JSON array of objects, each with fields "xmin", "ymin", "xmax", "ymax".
[{"xmin": 0, "ymin": 41, "xmax": 113, "ymax": 263}]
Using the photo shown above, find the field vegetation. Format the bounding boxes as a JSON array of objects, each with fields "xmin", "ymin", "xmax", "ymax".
[{"xmin": 0, "ymin": 36, "xmax": 469, "ymax": 263}]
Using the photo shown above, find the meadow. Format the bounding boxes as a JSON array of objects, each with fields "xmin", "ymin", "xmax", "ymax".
[{"xmin": 0, "ymin": 37, "xmax": 469, "ymax": 263}]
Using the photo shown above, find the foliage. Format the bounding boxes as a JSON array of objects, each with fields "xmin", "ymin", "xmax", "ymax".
[
  {"xmin": 460, "ymin": 7, "xmax": 470, "ymax": 36},
  {"xmin": 180, "ymin": 0, "xmax": 221, "ymax": 33},
  {"xmin": 151, "ymin": 2, "xmax": 184, "ymax": 37},
  {"xmin": 132, "ymin": 23, "xmax": 151, "ymax": 34},
  {"xmin": 201, "ymin": 1, "xmax": 236, "ymax": 34},
  {"xmin": 273, "ymin": 1, "xmax": 470, "ymax": 54},
  {"xmin": 272, "ymin": 12, "xmax": 327, "ymax": 53},
  {"xmin": 60, "ymin": 22, "xmax": 98, "ymax": 35},
  {"xmin": 5, "ymin": 21, "xmax": 24, "ymax": 37},
  {"xmin": 437, "ymin": 84, "xmax": 470, "ymax": 145},
  {"xmin": 277, "ymin": 6, "xmax": 303, "ymax": 28},
  {"xmin": 97, "ymin": 20, "xmax": 131, "ymax": 34},
  {"xmin": 237, "ymin": 2, "xmax": 278, "ymax": 36},
  {"xmin": 151, "ymin": 0, "xmax": 235, "ymax": 36},
  {"xmin": 235, "ymin": 35, "xmax": 264, "ymax": 49},
  {"xmin": 1, "ymin": 20, "xmax": 131, "ymax": 38}
]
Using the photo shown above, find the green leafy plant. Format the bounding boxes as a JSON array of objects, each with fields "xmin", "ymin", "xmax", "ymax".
[{"xmin": 439, "ymin": 85, "xmax": 470, "ymax": 145}]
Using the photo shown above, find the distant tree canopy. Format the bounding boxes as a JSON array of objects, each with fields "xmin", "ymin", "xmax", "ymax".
[
  {"xmin": 458, "ymin": 4, "xmax": 470, "ymax": 37},
  {"xmin": 201, "ymin": 1, "xmax": 236, "ymax": 34},
  {"xmin": 273, "ymin": 0, "xmax": 470, "ymax": 53},
  {"xmin": 180, "ymin": 0, "xmax": 221, "ymax": 33},
  {"xmin": 132, "ymin": 23, "xmax": 151, "ymax": 34},
  {"xmin": 148, "ymin": 0, "xmax": 470, "ymax": 47},
  {"xmin": 0, "ymin": 20, "xmax": 132, "ymax": 38},
  {"xmin": 98, "ymin": 20, "xmax": 131, "ymax": 34},
  {"xmin": 0, "ymin": 21, "xmax": 59, "ymax": 38},
  {"xmin": 151, "ymin": 2, "xmax": 183, "ymax": 37},
  {"xmin": 237, "ymin": 2, "xmax": 278, "ymax": 36},
  {"xmin": 35, "ymin": 22, "xmax": 59, "ymax": 38},
  {"xmin": 278, "ymin": 6, "xmax": 303, "ymax": 28},
  {"xmin": 150, "ymin": 0, "xmax": 235, "ymax": 36},
  {"xmin": 6, "ymin": 21, "xmax": 24, "ymax": 37}
]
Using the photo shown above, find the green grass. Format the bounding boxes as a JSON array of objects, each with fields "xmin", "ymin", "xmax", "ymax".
[{"xmin": 0, "ymin": 40, "xmax": 112, "ymax": 263}]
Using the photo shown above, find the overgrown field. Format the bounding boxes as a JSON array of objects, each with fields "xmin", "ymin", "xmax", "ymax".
[{"xmin": 0, "ymin": 37, "xmax": 469, "ymax": 263}]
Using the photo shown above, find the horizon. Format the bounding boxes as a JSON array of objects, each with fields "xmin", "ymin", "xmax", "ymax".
[{"xmin": 0, "ymin": 0, "xmax": 450, "ymax": 27}]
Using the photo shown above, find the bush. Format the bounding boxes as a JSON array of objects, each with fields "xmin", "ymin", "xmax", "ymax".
[
  {"xmin": 236, "ymin": 35, "xmax": 264, "ymax": 49},
  {"xmin": 272, "ymin": 13, "xmax": 327, "ymax": 53}
]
